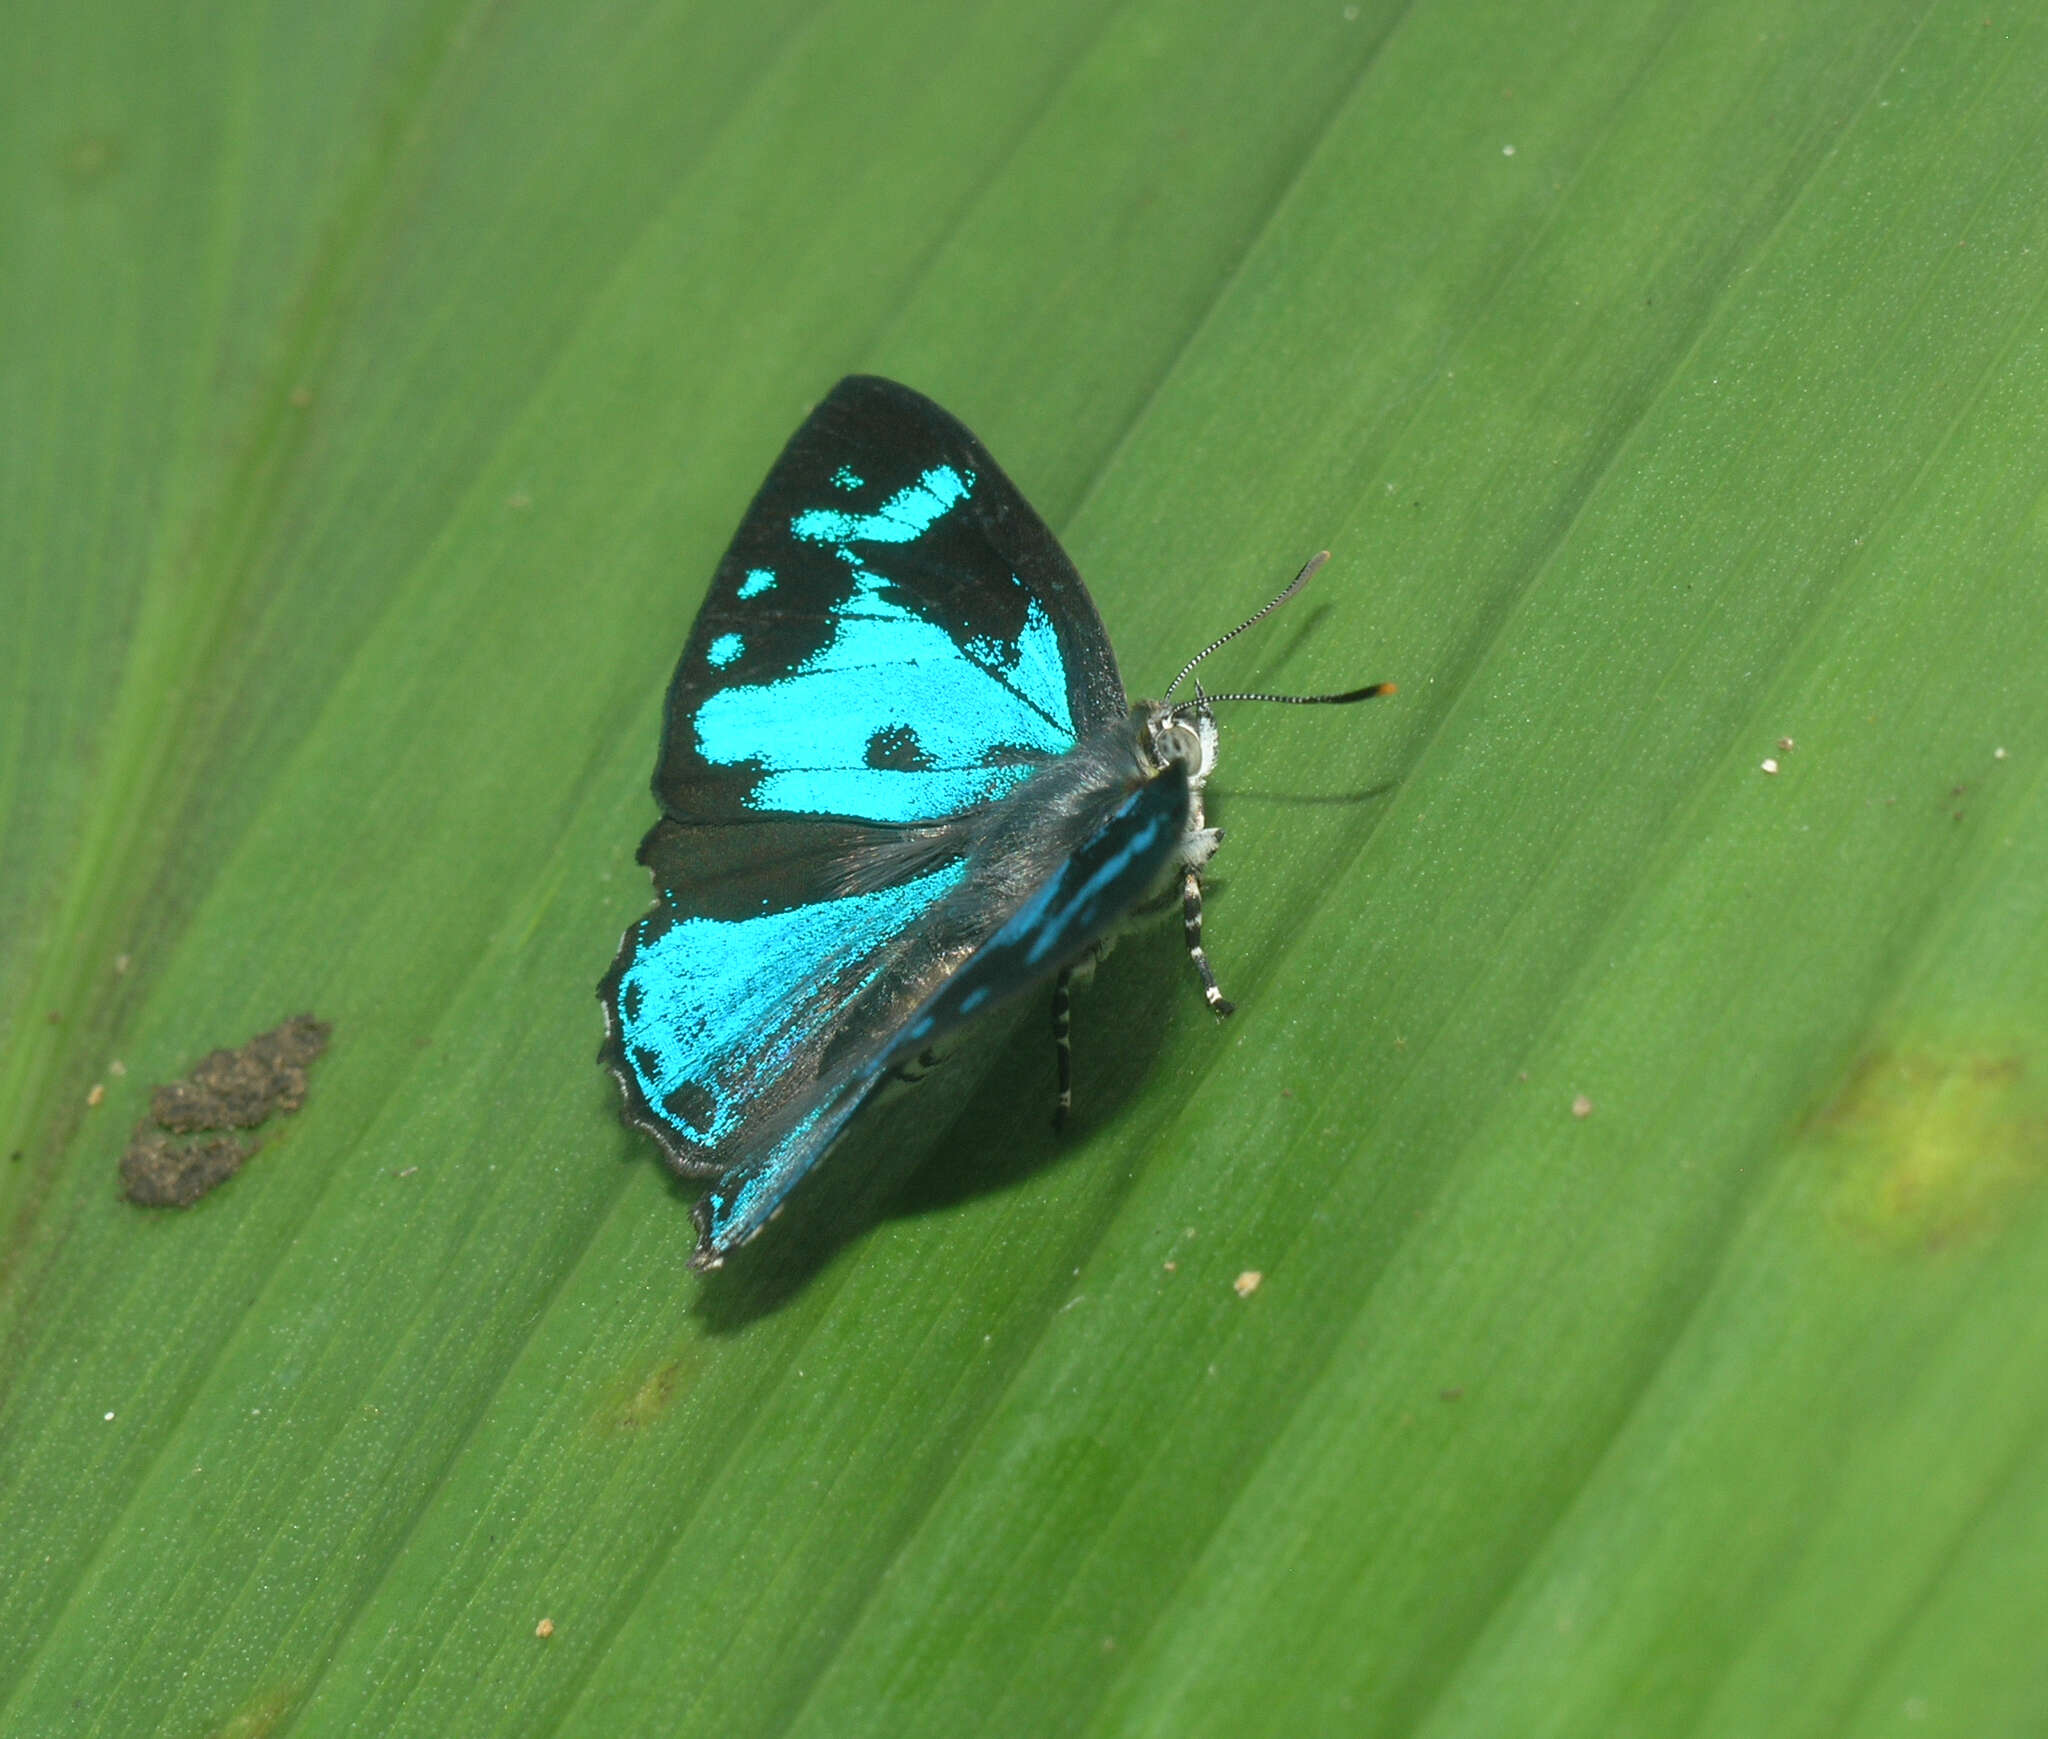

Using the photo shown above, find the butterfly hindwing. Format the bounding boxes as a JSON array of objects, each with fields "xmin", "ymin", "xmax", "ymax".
[
  {"xmin": 685, "ymin": 761, "xmax": 1193, "ymax": 1263},
  {"xmin": 885, "ymin": 760, "xmax": 1192, "ymax": 1066}
]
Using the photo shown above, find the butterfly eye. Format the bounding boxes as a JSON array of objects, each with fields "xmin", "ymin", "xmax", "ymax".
[{"xmin": 1158, "ymin": 720, "xmax": 1206, "ymax": 775}]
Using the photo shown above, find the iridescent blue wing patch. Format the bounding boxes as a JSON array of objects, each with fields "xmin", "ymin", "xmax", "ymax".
[
  {"xmin": 599, "ymin": 856, "xmax": 967, "ymax": 1177},
  {"xmin": 651, "ymin": 376, "xmax": 1128, "ymax": 835}
]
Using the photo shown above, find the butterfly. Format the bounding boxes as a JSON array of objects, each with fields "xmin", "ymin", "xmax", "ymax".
[{"xmin": 598, "ymin": 376, "xmax": 1392, "ymax": 1270}]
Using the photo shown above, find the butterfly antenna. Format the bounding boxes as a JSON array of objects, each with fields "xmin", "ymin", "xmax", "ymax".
[
  {"xmin": 1164, "ymin": 550, "xmax": 1331, "ymax": 699},
  {"xmin": 1164, "ymin": 550, "xmax": 1397, "ymax": 708}
]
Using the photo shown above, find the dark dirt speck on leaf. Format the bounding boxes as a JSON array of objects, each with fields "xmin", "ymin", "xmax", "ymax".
[{"xmin": 122, "ymin": 1014, "xmax": 331, "ymax": 1208}]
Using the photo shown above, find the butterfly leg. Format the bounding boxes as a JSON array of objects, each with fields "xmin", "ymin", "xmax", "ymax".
[
  {"xmin": 1182, "ymin": 869, "xmax": 1235, "ymax": 1018},
  {"xmin": 1052, "ymin": 967, "xmax": 1074, "ymax": 1129}
]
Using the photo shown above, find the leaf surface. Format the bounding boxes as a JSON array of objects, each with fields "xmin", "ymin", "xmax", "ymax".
[{"xmin": 3, "ymin": 2, "xmax": 2045, "ymax": 1735}]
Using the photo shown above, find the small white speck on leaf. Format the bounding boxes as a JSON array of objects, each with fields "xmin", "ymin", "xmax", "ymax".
[
  {"xmin": 1572, "ymin": 1095, "xmax": 1594, "ymax": 1119},
  {"xmin": 1760, "ymin": 758, "xmax": 1779, "ymax": 775},
  {"xmin": 1502, "ymin": 143, "xmax": 1516, "ymax": 156},
  {"xmin": 103, "ymin": 1411, "xmax": 115, "ymax": 1422},
  {"xmin": 535, "ymin": 1617, "xmax": 555, "ymax": 1640},
  {"xmin": 1233, "ymin": 1271, "xmax": 1263, "ymax": 1298}
]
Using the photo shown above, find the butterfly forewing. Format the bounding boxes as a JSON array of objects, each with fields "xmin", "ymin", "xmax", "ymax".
[{"xmin": 652, "ymin": 375, "xmax": 1127, "ymax": 838}]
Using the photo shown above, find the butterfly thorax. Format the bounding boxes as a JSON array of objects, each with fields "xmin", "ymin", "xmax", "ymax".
[{"xmin": 935, "ymin": 701, "xmax": 1217, "ymax": 947}]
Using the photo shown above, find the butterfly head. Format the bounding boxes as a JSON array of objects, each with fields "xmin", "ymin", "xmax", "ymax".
[{"xmin": 1141, "ymin": 698, "xmax": 1221, "ymax": 792}]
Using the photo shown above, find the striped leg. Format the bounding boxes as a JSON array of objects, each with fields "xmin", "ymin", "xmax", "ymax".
[
  {"xmin": 1052, "ymin": 966, "xmax": 1073, "ymax": 1128},
  {"xmin": 1182, "ymin": 870, "xmax": 1235, "ymax": 1017}
]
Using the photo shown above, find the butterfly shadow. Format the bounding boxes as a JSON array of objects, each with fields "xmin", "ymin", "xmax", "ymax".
[
  {"xmin": 1209, "ymin": 776, "xmax": 1402, "ymax": 811},
  {"xmin": 683, "ymin": 919, "xmax": 1186, "ymax": 1333}
]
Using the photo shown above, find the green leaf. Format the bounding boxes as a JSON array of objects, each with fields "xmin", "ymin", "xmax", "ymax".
[{"xmin": 5, "ymin": 0, "xmax": 2046, "ymax": 1734}]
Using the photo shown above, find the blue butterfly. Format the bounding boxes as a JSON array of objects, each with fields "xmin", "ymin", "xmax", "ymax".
[{"xmin": 599, "ymin": 377, "xmax": 1391, "ymax": 1270}]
